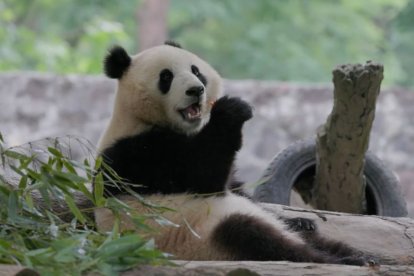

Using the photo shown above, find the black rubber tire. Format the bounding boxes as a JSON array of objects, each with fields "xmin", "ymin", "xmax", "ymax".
[{"xmin": 253, "ymin": 139, "xmax": 408, "ymax": 217}]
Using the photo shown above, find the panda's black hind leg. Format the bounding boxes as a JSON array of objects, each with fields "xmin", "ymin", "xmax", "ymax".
[
  {"xmin": 303, "ymin": 232, "xmax": 376, "ymax": 265},
  {"xmin": 211, "ymin": 213, "xmax": 343, "ymax": 264},
  {"xmin": 283, "ymin": 217, "xmax": 376, "ymax": 265}
]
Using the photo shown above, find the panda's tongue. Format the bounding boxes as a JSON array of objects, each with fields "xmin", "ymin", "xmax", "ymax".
[
  {"xmin": 183, "ymin": 104, "xmax": 201, "ymax": 120},
  {"xmin": 188, "ymin": 105, "xmax": 199, "ymax": 116}
]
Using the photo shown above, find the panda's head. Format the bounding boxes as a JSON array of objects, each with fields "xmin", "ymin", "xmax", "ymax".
[{"xmin": 104, "ymin": 41, "xmax": 222, "ymax": 135}]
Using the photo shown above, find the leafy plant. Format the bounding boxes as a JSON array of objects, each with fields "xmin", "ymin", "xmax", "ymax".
[
  {"xmin": 1, "ymin": 0, "xmax": 414, "ymax": 86},
  {"xmin": 169, "ymin": 0, "xmax": 410, "ymax": 86},
  {"xmin": 0, "ymin": 134, "xmax": 170, "ymax": 276}
]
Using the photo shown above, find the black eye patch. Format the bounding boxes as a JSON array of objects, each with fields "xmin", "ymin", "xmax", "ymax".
[
  {"xmin": 191, "ymin": 65, "xmax": 207, "ymax": 87},
  {"xmin": 158, "ymin": 69, "xmax": 174, "ymax": 94}
]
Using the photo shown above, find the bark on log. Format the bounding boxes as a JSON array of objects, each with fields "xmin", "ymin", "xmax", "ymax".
[
  {"xmin": 126, "ymin": 261, "xmax": 414, "ymax": 276},
  {"xmin": 2, "ymin": 262, "xmax": 413, "ymax": 276},
  {"xmin": 314, "ymin": 62, "xmax": 384, "ymax": 213}
]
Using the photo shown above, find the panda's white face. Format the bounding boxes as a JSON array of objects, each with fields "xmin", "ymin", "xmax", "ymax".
[{"xmin": 116, "ymin": 45, "xmax": 222, "ymax": 135}]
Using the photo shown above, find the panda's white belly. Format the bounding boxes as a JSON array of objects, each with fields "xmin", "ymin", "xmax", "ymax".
[{"xmin": 94, "ymin": 193, "xmax": 303, "ymax": 260}]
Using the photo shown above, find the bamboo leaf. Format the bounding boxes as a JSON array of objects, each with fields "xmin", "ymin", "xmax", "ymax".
[
  {"xmin": 7, "ymin": 191, "xmax": 19, "ymax": 222},
  {"xmin": 77, "ymin": 182, "xmax": 94, "ymax": 202},
  {"xmin": 0, "ymin": 136, "xmax": 165, "ymax": 274},
  {"xmin": 64, "ymin": 194, "xmax": 86, "ymax": 224},
  {"xmin": 4, "ymin": 150, "xmax": 27, "ymax": 160},
  {"xmin": 55, "ymin": 159, "xmax": 63, "ymax": 171},
  {"xmin": 10, "ymin": 165, "xmax": 25, "ymax": 177},
  {"xmin": 26, "ymin": 168, "xmax": 42, "ymax": 181},
  {"xmin": 94, "ymin": 172, "xmax": 104, "ymax": 206},
  {"xmin": 38, "ymin": 186, "xmax": 51, "ymax": 206},
  {"xmin": 154, "ymin": 216, "xmax": 180, "ymax": 228},
  {"xmin": 53, "ymin": 171, "xmax": 87, "ymax": 184},
  {"xmin": 47, "ymin": 147, "xmax": 64, "ymax": 158},
  {"xmin": 18, "ymin": 175, "xmax": 28, "ymax": 190},
  {"xmin": 131, "ymin": 216, "xmax": 154, "ymax": 233},
  {"xmin": 18, "ymin": 155, "xmax": 36, "ymax": 170},
  {"xmin": 0, "ymin": 184, "xmax": 11, "ymax": 196},
  {"xmin": 182, "ymin": 217, "xmax": 201, "ymax": 239},
  {"xmin": 24, "ymin": 193, "xmax": 34, "ymax": 210},
  {"xmin": 96, "ymin": 235, "xmax": 145, "ymax": 258},
  {"xmin": 62, "ymin": 160, "xmax": 77, "ymax": 175},
  {"xmin": 106, "ymin": 197, "xmax": 132, "ymax": 211},
  {"xmin": 94, "ymin": 156, "xmax": 103, "ymax": 171}
]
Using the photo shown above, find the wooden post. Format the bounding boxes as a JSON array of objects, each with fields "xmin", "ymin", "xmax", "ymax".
[{"xmin": 313, "ymin": 62, "xmax": 384, "ymax": 213}]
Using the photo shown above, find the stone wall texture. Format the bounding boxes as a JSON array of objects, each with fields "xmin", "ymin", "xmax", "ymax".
[{"xmin": 1, "ymin": 72, "xmax": 413, "ymax": 217}]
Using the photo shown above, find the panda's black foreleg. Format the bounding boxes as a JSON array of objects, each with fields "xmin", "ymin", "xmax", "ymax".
[
  {"xmin": 211, "ymin": 213, "xmax": 356, "ymax": 264},
  {"xmin": 186, "ymin": 96, "xmax": 252, "ymax": 195},
  {"xmin": 204, "ymin": 96, "xmax": 253, "ymax": 150}
]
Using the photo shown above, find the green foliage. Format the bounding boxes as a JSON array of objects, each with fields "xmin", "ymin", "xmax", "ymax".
[
  {"xmin": 392, "ymin": 1, "xmax": 414, "ymax": 86},
  {"xmin": 1, "ymin": 0, "xmax": 414, "ymax": 87},
  {"xmin": 170, "ymin": 0, "xmax": 410, "ymax": 86},
  {"xmin": 0, "ymin": 134, "xmax": 169, "ymax": 276},
  {"xmin": 0, "ymin": 0, "xmax": 134, "ymax": 73}
]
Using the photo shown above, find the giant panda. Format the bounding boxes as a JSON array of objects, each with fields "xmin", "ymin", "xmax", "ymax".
[{"xmin": 94, "ymin": 41, "xmax": 372, "ymax": 265}]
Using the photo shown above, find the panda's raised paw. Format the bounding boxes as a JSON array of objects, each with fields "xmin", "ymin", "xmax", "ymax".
[{"xmin": 211, "ymin": 96, "xmax": 253, "ymax": 124}]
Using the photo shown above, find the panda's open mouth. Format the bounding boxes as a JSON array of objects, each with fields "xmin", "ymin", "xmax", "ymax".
[{"xmin": 178, "ymin": 103, "xmax": 202, "ymax": 122}]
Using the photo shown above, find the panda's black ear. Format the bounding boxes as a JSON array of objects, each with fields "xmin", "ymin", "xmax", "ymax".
[
  {"xmin": 103, "ymin": 46, "xmax": 131, "ymax": 79},
  {"xmin": 164, "ymin": 40, "xmax": 182, "ymax": 48}
]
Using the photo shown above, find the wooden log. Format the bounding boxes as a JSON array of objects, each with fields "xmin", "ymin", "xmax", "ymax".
[
  {"xmin": 3, "ymin": 261, "xmax": 413, "ymax": 276},
  {"xmin": 126, "ymin": 261, "xmax": 414, "ymax": 276},
  {"xmin": 314, "ymin": 62, "xmax": 384, "ymax": 213},
  {"xmin": 261, "ymin": 203, "xmax": 414, "ymax": 265}
]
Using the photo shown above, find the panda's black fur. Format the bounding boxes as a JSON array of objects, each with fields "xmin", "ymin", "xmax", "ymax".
[
  {"xmin": 95, "ymin": 42, "xmax": 373, "ymax": 265},
  {"xmin": 164, "ymin": 40, "xmax": 182, "ymax": 48},
  {"xmin": 103, "ymin": 46, "xmax": 131, "ymax": 79},
  {"xmin": 102, "ymin": 96, "xmax": 251, "ymax": 197}
]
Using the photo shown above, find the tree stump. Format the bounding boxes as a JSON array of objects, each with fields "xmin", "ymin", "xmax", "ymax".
[{"xmin": 313, "ymin": 62, "xmax": 384, "ymax": 213}]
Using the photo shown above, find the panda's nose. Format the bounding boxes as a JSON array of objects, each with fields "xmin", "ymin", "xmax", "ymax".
[{"xmin": 186, "ymin": 86, "xmax": 204, "ymax": 97}]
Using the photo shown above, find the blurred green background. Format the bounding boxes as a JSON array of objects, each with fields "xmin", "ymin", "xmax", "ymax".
[{"xmin": 1, "ymin": 0, "xmax": 414, "ymax": 86}]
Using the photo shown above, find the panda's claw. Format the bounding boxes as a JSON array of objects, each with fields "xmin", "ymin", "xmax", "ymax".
[{"xmin": 284, "ymin": 217, "xmax": 317, "ymax": 232}]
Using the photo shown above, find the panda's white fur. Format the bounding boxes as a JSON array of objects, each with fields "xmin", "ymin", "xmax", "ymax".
[
  {"xmin": 94, "ymin": 42, "xmax": 370, "ymax": 264},
  {"xmin": 95, "ymin": 193, "xmax": 304, "ymax": 260}
]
